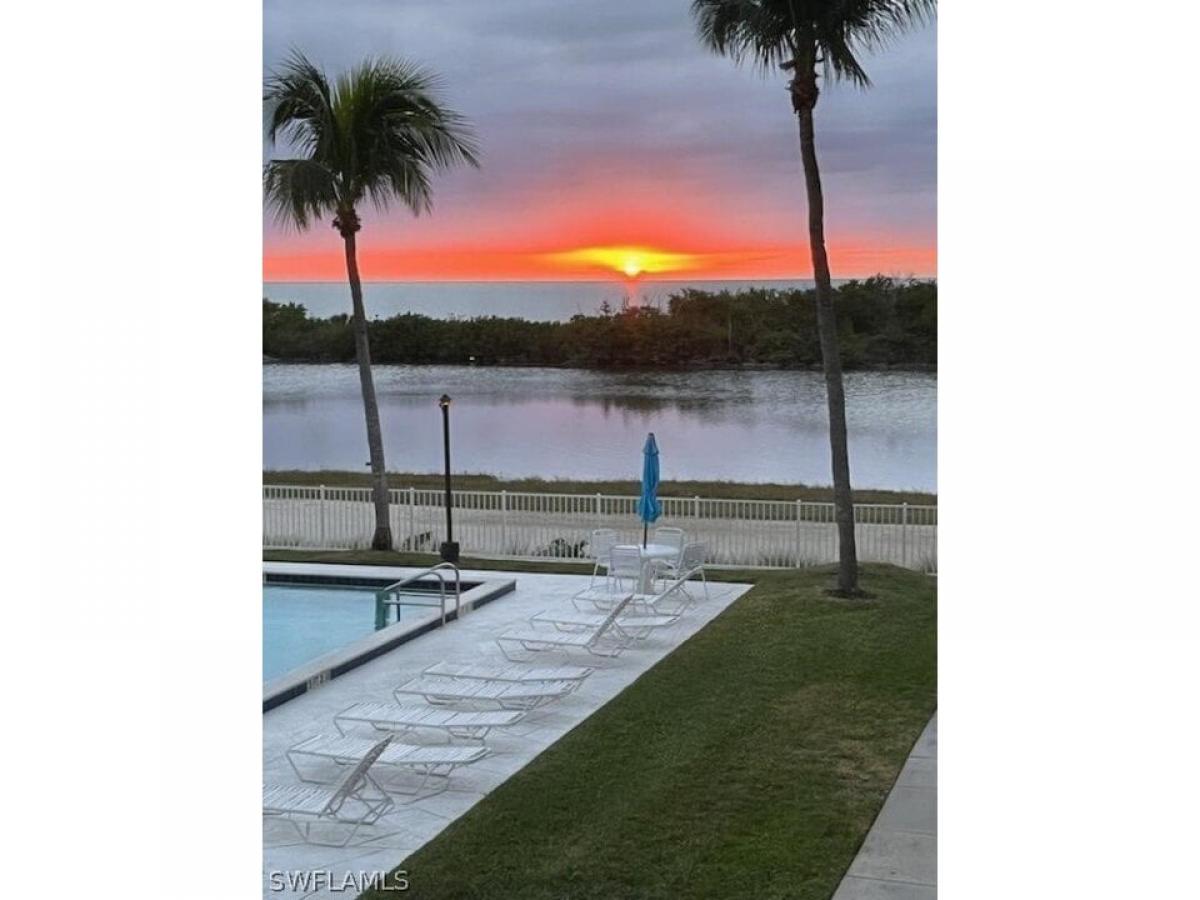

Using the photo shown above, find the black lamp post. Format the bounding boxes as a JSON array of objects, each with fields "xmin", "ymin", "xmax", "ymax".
[{"xmin": 438, "ymin": 394, "xmax": 459, "ymax": 563}]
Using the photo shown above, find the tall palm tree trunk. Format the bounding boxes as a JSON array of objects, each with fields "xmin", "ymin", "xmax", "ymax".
[
  {"xmin": 795, "ymin": 71, "xmax": 858, "ymax": 593},
  {"xmin": 341, "ymin": 226, "xmax": 393, "ymax": 550}
]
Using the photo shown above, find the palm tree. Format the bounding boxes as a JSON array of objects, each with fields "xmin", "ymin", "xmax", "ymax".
[
  {"xmin": 692, "ymin": 0, "xmax": 933, "ymax": 593},
  {"xmin": 264, "ymin": 51, "xmax": 478, "ymax": 550}
]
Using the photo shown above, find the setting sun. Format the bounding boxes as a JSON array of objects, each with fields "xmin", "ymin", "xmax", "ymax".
[{"xmin": 544, "ymin": 245, "xmax": 702, "ymax": 279}]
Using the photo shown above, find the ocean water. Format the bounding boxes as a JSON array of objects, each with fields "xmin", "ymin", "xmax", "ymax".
[{"xmin": 263, "ymin": 279, "xmax": 820, "ymax": 322}]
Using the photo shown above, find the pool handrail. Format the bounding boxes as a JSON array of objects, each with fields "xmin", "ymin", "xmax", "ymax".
[{"xmin": 378, "ymin": 563, "xmax": 462, "ymax": 625}]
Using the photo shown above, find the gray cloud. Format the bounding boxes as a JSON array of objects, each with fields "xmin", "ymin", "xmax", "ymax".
[{"xmin": 264, "ymin": 0, "xmax": 935, "ymax": 243}]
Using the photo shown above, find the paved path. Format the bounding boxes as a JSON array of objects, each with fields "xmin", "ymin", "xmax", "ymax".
[{"xmin": 832, "ymin": 712, "xmax": 937, "ymax": 900}]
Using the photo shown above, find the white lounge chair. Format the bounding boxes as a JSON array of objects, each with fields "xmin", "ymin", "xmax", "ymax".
[
  {"xmin": 286, "ymin": 733, "xmax": 488, "ymax": 800},
  {"xmin": 531, "ymin": 606, "xmax": 679, "ymax": 639},
  {"xmin": 334, "ymin": 702, "xmax": 524, "ymax": 742},
  {"xmin": 496, "ymin": 593, "xmax": 637, "ymax": 661},
  {"xmin": 393, "ymin": 675, "xmax": 580, "ymax": 710},
  {"xmin": 263, "ymin": 735, "xmax": 393, "ymax": 846},
  {"xmin": 574, "ymin": 572, "xmax": 695, "ymax": 617},
  {"xmin": 423, "ymin": 661, "xmax": 594, "ymax": 684}
]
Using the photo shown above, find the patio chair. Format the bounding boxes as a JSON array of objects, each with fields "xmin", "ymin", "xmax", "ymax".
[
  {"xmin": 589, "ymin": 528, "xmax": 619, "ymax": 587},
  {"xmin": 571, "ymin": 557, "xmax": 640, "ymax": 610},
  {"xmin": 285, "ymin": 733, "xmax": 489, "ymax": 800},
  {"xmin": 393, "ymin": 674, "xmax": 580, "ymax": 710},
  {"xmin": 606, "ymin": 545, "xmax": 646, "ymax": 593},
  {"xmin": 262, "ymin": 735, "xmax": 394, "ymax": 847},
  {"xmin": 423, "ymin": 661, "xmax": 595, "ymax": 684},
  {"xmin": 496, "ymin": 592, "xmax": 637, "ymax": 661},
  {"xmin": 650, "ymin": 541, "xmax": 709, "ymax": 601},
  {"xmin": 333, "ymin": 702, "xmax": 525, "ymax": 742},
  {"xmin": 652, "ymin": 526, "xmax": 686, "ymax": 555}
]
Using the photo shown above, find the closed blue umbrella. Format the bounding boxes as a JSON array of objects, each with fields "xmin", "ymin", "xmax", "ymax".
[{"xmin": 636, "ymin": 433, "xmax": 662, "ymax": 548}]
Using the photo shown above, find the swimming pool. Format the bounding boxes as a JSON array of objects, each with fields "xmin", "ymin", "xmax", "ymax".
[
  {"xmin": 262, "ymin": 564, "xmax": 516, "ymax": 711},
  {"xmin": 263, "ymin": 583, "xmax": 438, "ymax": 681}
]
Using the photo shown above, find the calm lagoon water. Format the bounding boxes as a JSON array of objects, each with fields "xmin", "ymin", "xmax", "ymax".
[{"xmin": 263, "ymin": 365, "xmax": 936, "ymax": 491}]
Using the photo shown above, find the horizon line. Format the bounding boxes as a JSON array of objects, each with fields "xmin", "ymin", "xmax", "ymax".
[{"xmin": 263, "ymin": 274, "xmax": 936, "ymax": 286}]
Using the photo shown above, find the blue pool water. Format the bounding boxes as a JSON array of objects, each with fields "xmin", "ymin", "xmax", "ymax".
[{"xmin": 262, "ymin": 583, "xmax": 436, "ymax": 681}]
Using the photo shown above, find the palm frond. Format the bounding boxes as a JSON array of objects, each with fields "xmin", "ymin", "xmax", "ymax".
[
  {"xmin": 692, "ymin": 0, "xmax": 795, "ymax": 71},
  {"xmin": 262, "ymin": 158, "xmax": 339, "ymax": 230},
  {"xmin": 264, "ymin": 48, "xmax": 337, "ymax": 158},
  {"xmin": 262, "ymin": 50, "xmax": 478, "ymax": 228},
  {"xmin": 842, "ymin": 0, "xmax": 936, "ymax": 50},
  {"xmin": 337, "ymin": 56, "xmax": 479, "ymax": 214},
  {"xmin": 692, "ymin": 0, "xmax": 934, "ymax": 84},
  {"xmin": 820, "ymin": 24, "xmax": 872, "ymax": 87}
]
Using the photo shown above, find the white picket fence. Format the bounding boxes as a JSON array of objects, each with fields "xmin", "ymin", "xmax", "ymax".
[{"xmin": 263, "ymin": 484, "xmax": 937, "ymax": 573}]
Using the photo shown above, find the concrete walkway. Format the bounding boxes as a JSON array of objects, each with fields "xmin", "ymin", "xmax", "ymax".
[{"xmin": 832, "ymin": 712, "xmax": 937, "ymax": 900}]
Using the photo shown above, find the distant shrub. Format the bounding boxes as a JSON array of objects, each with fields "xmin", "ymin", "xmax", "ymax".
[
  {"xmin": 536, "ymin": 537, "xmax": 588, "ymax": 559},
  {"xmin": 263, "ymin": 277, "xmax": 936, "ymax": 370}
]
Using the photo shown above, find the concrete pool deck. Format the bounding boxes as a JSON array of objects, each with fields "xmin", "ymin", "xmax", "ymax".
[{"xmin": 263, "ymin": 563, "xmax": 753, "ymax": 898}]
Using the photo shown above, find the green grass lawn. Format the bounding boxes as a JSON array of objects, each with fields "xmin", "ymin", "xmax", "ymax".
[
  {"xmin": 264, "ymin": 469, "xmax": 937, "ymax": 507},
  {"xmin": 349, "ymin": 563, "xmax": 936, "ymax": 900}
]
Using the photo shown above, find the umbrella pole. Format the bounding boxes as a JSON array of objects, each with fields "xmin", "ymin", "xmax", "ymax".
[{"xmin": 643, "ymin": 521, "xmax": 648, "ymax": 548}]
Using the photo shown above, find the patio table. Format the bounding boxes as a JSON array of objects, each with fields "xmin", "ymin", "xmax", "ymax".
[{"xmin": 613, "ymin": 542, "xmax": 679, "ymax": 593}]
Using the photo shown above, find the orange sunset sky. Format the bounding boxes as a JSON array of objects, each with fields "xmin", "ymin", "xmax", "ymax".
[{"xmin": 264, "ymin": 3, "xmax": 936, "ymax": 285}]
